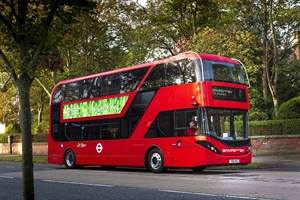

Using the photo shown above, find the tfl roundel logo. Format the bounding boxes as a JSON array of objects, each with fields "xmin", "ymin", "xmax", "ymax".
[{"xmin": 96, "ymin": 143, "xmax": 103, "ymax": 153}]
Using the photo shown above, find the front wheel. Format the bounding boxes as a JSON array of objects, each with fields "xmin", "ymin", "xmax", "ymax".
[
  {"xmin": 64, "ymin": 149, "xmax": 77, "ymax": 169},
  {"xmin": 147, "ymin": 148, "xmax": 166, "ymax": 173}
]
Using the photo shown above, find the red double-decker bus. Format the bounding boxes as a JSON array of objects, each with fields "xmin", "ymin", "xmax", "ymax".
[{"xmin": 48, "ymin": 52, "xmax": 251, "ymax": 173}]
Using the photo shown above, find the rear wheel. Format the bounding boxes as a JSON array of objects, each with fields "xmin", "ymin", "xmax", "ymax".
[
  {"xmin": 64, "ymin": 149, "xmax": 76, "ymax": 169},
  {"xmin": 191, "ymin": 166, "xmax": 206, "ymax": 172},
  {"xmin": 147, "ymin": 148, "xmax": 166, "ymax": 173}
]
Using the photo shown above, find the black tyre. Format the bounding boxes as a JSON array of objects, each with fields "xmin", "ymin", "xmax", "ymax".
[
  {"xmin": 147, "ymin": 148, "xmax": 166, "ymax": 173},
  {"xmin": 191, "ymin": 166, "xmax": 206, "ymax": 172},
  {"xmin": 64, "ymin": 149, "xmax": 76, "ymax": 169}
]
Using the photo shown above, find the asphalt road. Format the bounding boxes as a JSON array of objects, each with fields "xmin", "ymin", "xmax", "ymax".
[
  {"xmin": 0, "ymin": 155, "xmax": 299, "ymax": 200},
  {"xmin": 0, "ymin": 155, "xmax": 300, "ymax": 200}
]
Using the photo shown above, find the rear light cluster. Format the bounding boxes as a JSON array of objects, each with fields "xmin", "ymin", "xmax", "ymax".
[{"xmin": 196, "ymin": 141, "xmax": 221, "ymax": 154}]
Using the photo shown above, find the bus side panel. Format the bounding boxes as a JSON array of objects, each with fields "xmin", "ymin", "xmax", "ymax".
[
  {"xmin": 72, "ymin": 140, "xmax": 134, "ymax": 166},
  {"xmin": 138, "ymin": 138, "xmax": 200, "ymax": 168},
  {"xmin": 169, "ymin": 137, "xmax": 200, "ymax": 167},
  {"xmin": 130, "ymin": 83, "xmax": 200, "ymax": 140},
  {"xmin": 129, "ymin": 83, "xmax": 202, "ymax": 167},
  {"xmin": 48, "ymin": 136, "xmax": 64, "ymax": 165}
]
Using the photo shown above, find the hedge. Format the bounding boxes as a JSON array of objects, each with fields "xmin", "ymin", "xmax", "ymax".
[
  {"xmin": 0, "ymin": 133, "xmax": 48, "ymax": 143},
  {"xmin": 249, "ymin": 119, "xmax": 300, "ymax": 136}
]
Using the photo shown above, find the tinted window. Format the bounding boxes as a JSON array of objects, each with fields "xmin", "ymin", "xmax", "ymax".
[
  {"xmin": 145, "ymin": 109, "xmax": 199, "ymax": 138},
  {"xmin": 145, "ymin": 111, "xmax": 173, "ymax": 138},
  {"xmin": 52, "ymin": 85, "xmax": 65, "ymax": 104},
  {"xmin": 101, "ymin": 74, "xmax": 121, "ymax": 96},
  {"xmin": 51, "ymin": 67, "xmax": 149, "ymax": 104},
  {"xmin": 140, "ymin": 64, "xmax": 164, "ymax": 91},
  {"xmin": 202, "ymin": 60, "xmax": 245, "ymax": 84},
  {"xmin": 166, "ymin": 59, "xmax": 196, "ymax": 85},
  {"xmin": 82, "ymin": 79, "xmax": 96, "ymax": 99},
  {"xmin": 205, "ymin": 108, "xmax": 248, "ymax": 140},
  {"xmin": 121, "ymin": 67, "xmax": 149, "ymax": 93},
  {"xmin": 65, "ymin": 82, "xmax": 82, "ymax": 101},
  {"xmin": 175, "ymin": 110, "xmax": 198, "ymax": 136},
  {"xmin": 140, "ymin": 59, "xmax": 197, "ymax": 91}
]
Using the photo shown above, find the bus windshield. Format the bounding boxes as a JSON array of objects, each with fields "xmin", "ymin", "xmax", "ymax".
[
  {"xmin": 201, "ymin": 108, "xmax": 248, "ymax": 140},
  {"xmin": 201, "ymin": 60, "xmax": 245, "ymax": 84}
]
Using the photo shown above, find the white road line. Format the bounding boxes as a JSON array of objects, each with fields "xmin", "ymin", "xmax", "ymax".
[
  {"xmin": 161, "ymin": 190, "xmax": 271, "ymax": 200},
  {"xmin": 42, "ymin": 179, "xmax": 113, "ymax": 187},
  {"xmin": 0, "ymin": 176, "xmax": 14, "ymax": 179}
]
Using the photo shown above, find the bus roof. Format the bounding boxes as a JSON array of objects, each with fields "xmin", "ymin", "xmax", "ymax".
[
  {"xmin": 199, "ymin": 54, "xmax": 240, "ymax": 65},
  {"xmin": 54, "ymin": 53, "xmax": 239, "ymax": 86}
]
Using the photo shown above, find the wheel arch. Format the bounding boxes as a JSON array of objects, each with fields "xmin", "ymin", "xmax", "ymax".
[
  {"xmin": 144, "ymin": 145, "xmax": 163, "ymax": 168},
  {"xmin": 63, "ymin": 148, "xmax": 76, "ymax": 165}
]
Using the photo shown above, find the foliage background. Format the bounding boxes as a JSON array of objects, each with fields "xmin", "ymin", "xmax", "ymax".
[{"xmin": 0, "ymin": 0, "xmax": 299, "ymax": 136}]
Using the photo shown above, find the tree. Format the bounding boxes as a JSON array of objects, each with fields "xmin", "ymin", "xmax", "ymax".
[
  {"xmin": 278, "ymin": 59, "xmax": 300, "ymax": 104},
  {"xmin": 132, "ymin": 0, "xmax": 222, "ymax": 58},
  {"xmin": 0, "ymin": 1, "xmax": 95, "ymax": 199},
  {"xmin": 34, "ymin": 0, "xmax": 145, "ymax": 97},
  {"xmin": 217, "ymin": 0, "xmax": 300, "ymax": 117},
  {"xmin": 0, "ymin": 84, "xmax": 19, "ymax": 125},
  {"xmin": 30, "ymin": 80, "xmax": 49, "ymax": 126}
]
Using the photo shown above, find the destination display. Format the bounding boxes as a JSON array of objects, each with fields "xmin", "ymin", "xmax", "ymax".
[{"xmin": 212, "ymin": 86, "xmax": 246, "ymax": 102}]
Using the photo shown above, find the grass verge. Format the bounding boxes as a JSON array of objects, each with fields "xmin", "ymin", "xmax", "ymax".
[{"xmin": 0, "ymin": 155, "xmax": 48, "ymax": 163}]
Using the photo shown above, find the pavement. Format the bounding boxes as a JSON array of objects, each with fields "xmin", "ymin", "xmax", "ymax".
[{"xmin": 252, "ymin": 154, "xmax": 300, "ymax": 169}]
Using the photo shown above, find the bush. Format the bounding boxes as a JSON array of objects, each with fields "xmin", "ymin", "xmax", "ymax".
[
  {"xmin": 32, "ymin": 133, "xmax": 48, "ymax": 142},
  {"xmin": 5, "ymin": 124, "xmax": 21, "ymax": 135},
  {"xmin": 249, "ymin": 119, "xmax": 300, "ymax": 136},
  {"xmin": 248, "ymin": 111, "xmax": 269, "ymax": 121},
  {"xmin": 277, "ymin": 96, "xmax": 300, "ymax": 119},
  {"xmin": 32, "ymin": 121, "xmax": 49, "ymax": 134},
  {"xmin": 0, "ymin": 134, "xmax": 8, "ymax": 143}
]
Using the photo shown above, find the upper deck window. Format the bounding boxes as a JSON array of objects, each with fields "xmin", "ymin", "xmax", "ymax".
[
  {"xmin": 51, "ymin": 67, "xmax": 149, "ymax": 105},
  {"xmin": 140, "ymin": 59, "xmax": 196, "ymax": 91},
  {"xmin": 202, "ymin": 60, "xmax": 245, "ymax": 84}
]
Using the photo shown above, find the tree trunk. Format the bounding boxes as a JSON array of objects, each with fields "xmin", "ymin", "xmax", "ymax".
[
  {"xmin": 37, "ymin": 104, "xmax": 42, "ymax": 125},
  {"xmin": 268, "ymin": 0, "xmax": 280, "ymax": 117},
  {"xmin": 37, "ymin": 100, "xmax": 43, "ymax": 125},
  {"xmin": 16, "ymin": 74, "xmax": 35, "ymax": 200},
  {"xmin": 262, "ymin": 0, "xmax": 268, "ymax": 99}
]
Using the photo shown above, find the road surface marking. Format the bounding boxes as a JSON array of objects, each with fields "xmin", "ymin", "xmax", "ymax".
[
  {"xmin": 161, "ymin": 190, "xmax": 272, "ymax": 200},
  {"xmin": 0, "ymin": 176, "xmax": 14, "ymax": 179},
  {"xmin": 42, "ymin": 179, "xmax": 113, "ymax": 187}
]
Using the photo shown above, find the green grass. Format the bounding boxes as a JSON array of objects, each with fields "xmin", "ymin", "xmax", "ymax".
[{"xmin": 0, "ymin": 155, "xmax": 48, "ymax": 163}]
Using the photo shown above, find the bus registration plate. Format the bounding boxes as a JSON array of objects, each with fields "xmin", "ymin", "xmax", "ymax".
[{"xmin": 229, "ymin": 159, "xmax": 240, "ymax": 164}]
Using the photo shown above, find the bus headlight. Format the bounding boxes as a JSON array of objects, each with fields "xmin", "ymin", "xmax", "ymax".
[
  {"xmin": 246, "ymin": 145, "xmax": 251, "ymax": 153},
  {"xmin": 196, "ymin": 141, "xmax": 221, "ymax": 154}
]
